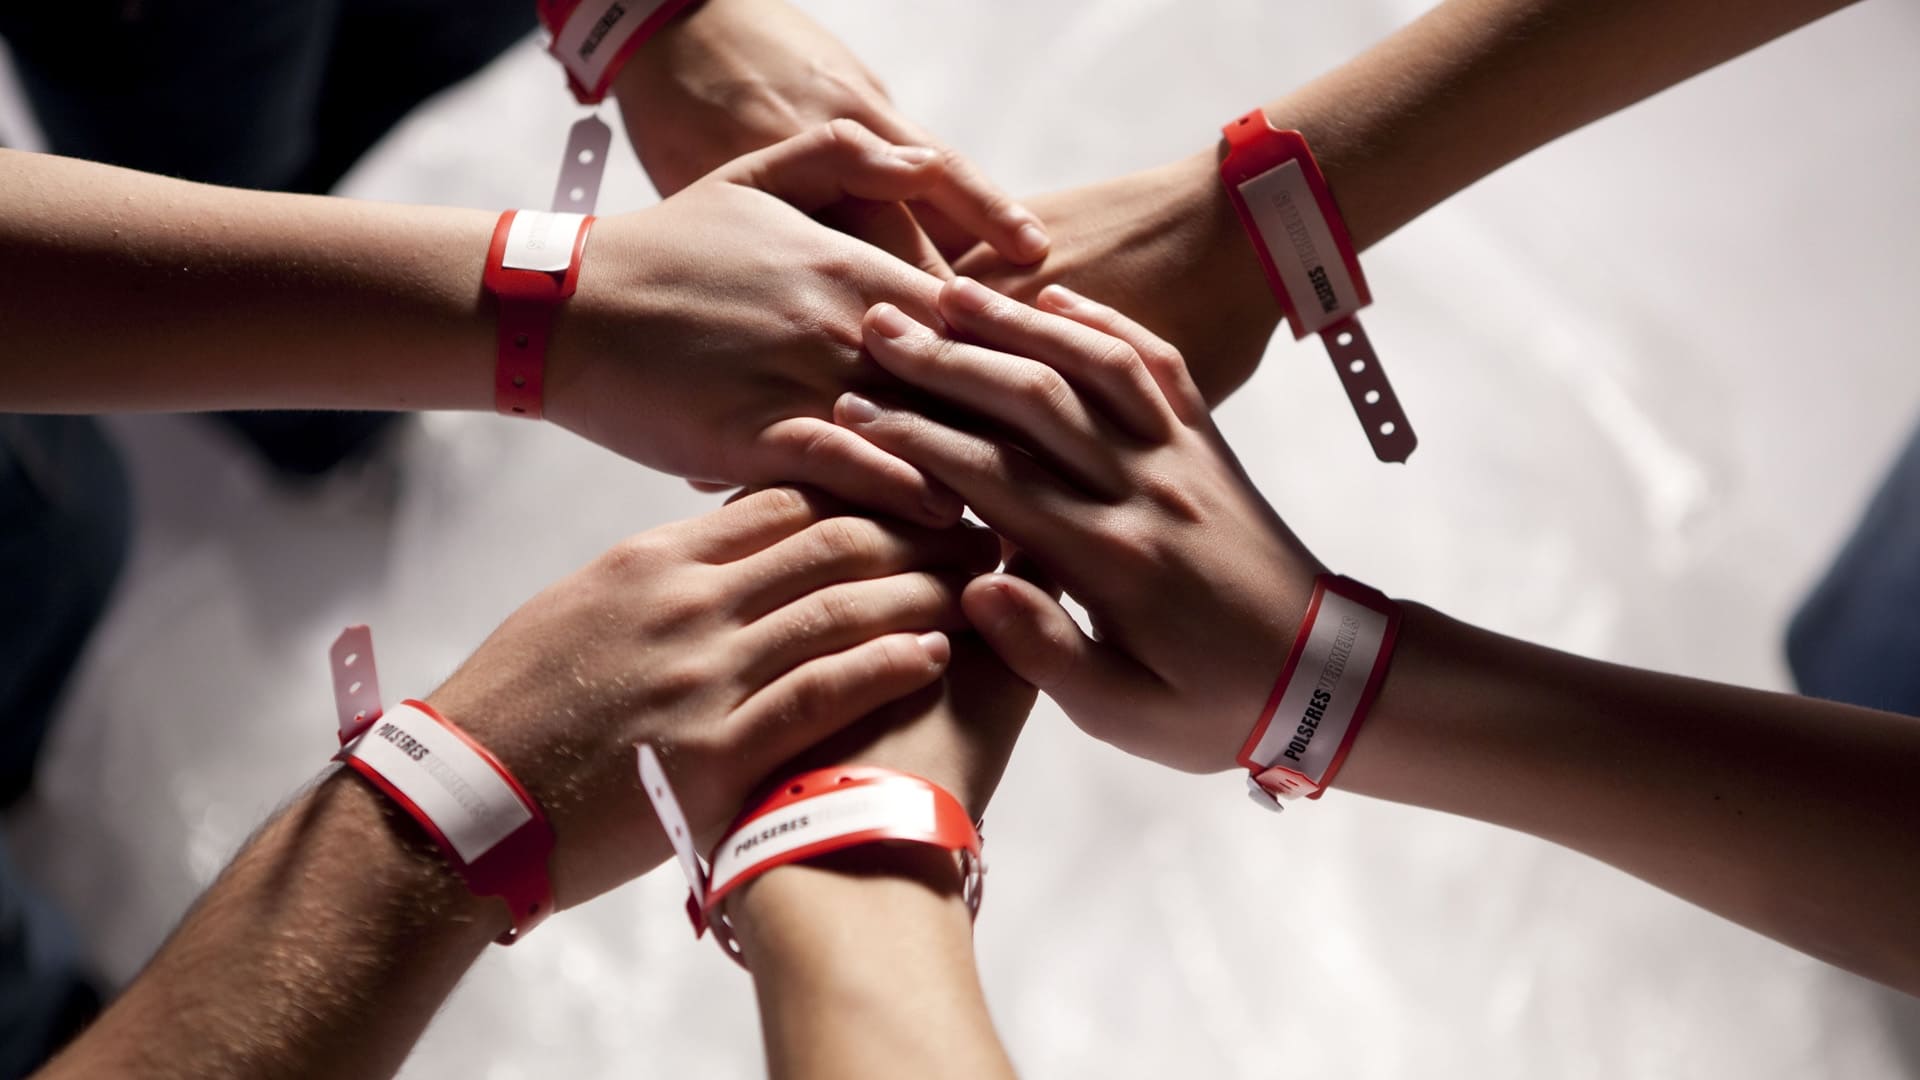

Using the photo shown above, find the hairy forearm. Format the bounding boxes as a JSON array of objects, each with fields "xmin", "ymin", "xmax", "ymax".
[
  {"xmin": 1340, "ymin": 603, "xmax": 1920, "ymax": 993},
  {"xmin": 0, "ymin": 148, "xmax": 496, "ymax": 414},
  {"xmin": 1270, "ymin": 0, "xmax": 1860, "ymax": 251},
  {"xmin": 38, "ymin": 773, "xmax": 499, "ymax": 1080},
  {"xmin": 732, "ymin": 847, "xmax": 1015, "ymax": 1080}
]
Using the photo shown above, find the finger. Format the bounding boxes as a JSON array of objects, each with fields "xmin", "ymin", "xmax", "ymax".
[
  {"xmin": 862, "ymin": 303, "xmax": 1130, "ymax": 497},
  {"xmin": 726, "ymin": 631, "xmax": 952, "ymax": 767},
  {"xmin": 833, "ymin": 391, "xmax": 1090, "ymax": 550},
  {"xmin": 962, "ymin": 574, "xmax": 1166, "ymax": 739},
  {"xmin": 750, "ymin": 416, "xmax": 963, "ymax": 528},
  {"xmin": 859, "ymin": 110, "xmax": 1049, "ymax": 265},
  {"xmin": 903, "ymin": 200, "xmax": 976, "ymax": 261},
  {"xmin": 687, "ymin": 479, "xmax": 736, "ymax": 494},
  {"xmin": 726, "ymin": 514, "xmax": 1000, "ymax": 620},
  {"xmin": 1037, "ymin": 284, "xmax": 1208, "ymax": 426},
  {"xmin": 671, "ymin": 486, "xmax": 839, "ymax": 564},
  {"xmin": 721, "ymin": 119, "xmax": 961, "ymax": 215},
  {"xmin": 940, "ymin": 278, "xmax": 1174, "ymax": 442},
  {"xmin": 737, "ymin": 571, "xmax": 973, "ymax": 686},
  {"xmin": 823, "ymin": 198, "xmax": 955, "ymax": 281}
]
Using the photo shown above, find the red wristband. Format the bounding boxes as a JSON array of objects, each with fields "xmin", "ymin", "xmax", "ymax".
[
  {"xmin": 1237, "ymin": 574, "xmax": 1402, "ymax": 811},
  {"xmin": 328, "ymin": 630, "xmax": 555, "ymax": 944},
  {"xmin": 1219, "ymin": 109, "xmax": 1417, "ymax": 463},
  {"xmin": 537, "ymin": 0, "xmax": 701, "ymax": 104},
  {"xmin": 637, "ymin": 748, "xmax": 985, "ymax": 969},
  {"xmin": 483, "ymin": 209, "xmax": 594, "ymax": 420}
]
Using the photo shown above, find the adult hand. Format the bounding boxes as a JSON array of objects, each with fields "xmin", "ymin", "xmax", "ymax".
[
  {"xmin": 547, "ymin": 120, "xmax": 992, "ymax": 526},
  {"xmin": 422, "ymin": 486, "xmax": 1002, "ymax": 908},
  {"xmin": 950, "ymin": 152, "xmax": 1283, "ymax": 404},
  {"xmin": 616, "ymin": 0, "xmax": 1047, "ymax": 268},
  {"xmin": 832, "ymin": 279, "xmax": 1327, "ymax": 773}
]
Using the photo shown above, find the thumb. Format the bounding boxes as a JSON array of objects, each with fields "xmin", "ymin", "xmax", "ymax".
[
  {"xmin": 720, "ymin": 119, "xmax": 953, "ymax": 214},
  {"xmin": 962, "ymin": 574, "xmax": 1164, "ymax": 734}
]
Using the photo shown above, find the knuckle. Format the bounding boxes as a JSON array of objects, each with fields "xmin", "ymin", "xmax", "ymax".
[
  {"xmin": 599, "ymin": 533, "xmax": 667, "ymax": 578},
  {"xmin": 1141, "ymin": 341, "xmax": 1188, "ymax": 378},
  {"xmin": 812, "ymin": 516, "xmax": 886, "ymax": 569},
  {"xmin": 1016, "ymin": 366, "xmax": 1072, "ymax": 411},
  {"xmin": 1089, "ymin": 338, "xmax": 1146, "ymax": 378},
  {"xmin": 814, "ymin": 586, "xmax": 865, "ymax": 636}
]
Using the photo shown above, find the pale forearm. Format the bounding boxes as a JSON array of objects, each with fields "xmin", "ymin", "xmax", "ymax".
[
  {"xmin": 1270, "ymin": 0, "xmax": 1861, "ymax": 251},
  {"xmin": 732, "ymin": 849, "xmax": 1015, "ymax": 1080},
  {"xmin": 0, "ymin": 148, "xmax": 496, "ymax": 414},
  {"xmin": 38, "ymin": 773, "xmax": 499, "ymax": 1080},
  {"xmin": 1341, "ymin": 603, "xmax": 1920, "ymax": 992}
]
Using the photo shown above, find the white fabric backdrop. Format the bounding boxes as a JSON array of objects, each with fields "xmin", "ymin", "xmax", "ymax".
[{"xmin": 8, "ymin": 1, "xmax": 1920, "ymax": 1076}]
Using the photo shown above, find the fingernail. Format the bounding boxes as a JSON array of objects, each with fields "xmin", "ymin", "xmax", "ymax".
[
  {"xmin": 1015, "ymin": 221, "xmax": 1050, "ymax": 261},
  {"xmin": 916, "ymin": 631, "xmax": 952, "ymax": 664},
  {"xmin": 1039, "ymin": 283, "xmax": 1082, "ymax": 309},
  {"xmin": 868, "ymin": 304, "xmax": 916, "ymax": 340},
  {"xmin": 893, "ymin": 145, "xmax": 938, "ymax": 166},
  {"xmin": 838, "ymin": 392, "xmax": 882, "ymax": 425},
  {"xmin": 946, "ymin": 276, "xmax": 994, "ymax": 314}
]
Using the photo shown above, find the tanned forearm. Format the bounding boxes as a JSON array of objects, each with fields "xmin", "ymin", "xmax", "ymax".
[
  {"xmin": 1340, "ymin": 603, "xmax": 1920, "ymax": 994},
  {"xmin": 37, "ymin": 772, "xmax": 502, "ymax": 1080},
  {"xmin": 0, "ymin": 148, "xmax": 495, "ymax": 414}
]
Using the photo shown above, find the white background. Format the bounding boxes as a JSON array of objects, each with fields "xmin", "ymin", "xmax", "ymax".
[{"xmin": 6, "ymin": 1, "xmax": 1920, "ymax": 1076}]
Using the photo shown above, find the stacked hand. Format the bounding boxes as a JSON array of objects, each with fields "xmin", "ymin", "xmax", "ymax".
[
  {"xmin": 423, "ymin": 487, "xmax": 1001, "ymax": 908},
  {"xmin": 617, "ymin": 0, "xmax": 1049, "ymax": 271},
  {"xmin": 835, "ymin": 278, "xmax": 1326, "ymax": 773}
]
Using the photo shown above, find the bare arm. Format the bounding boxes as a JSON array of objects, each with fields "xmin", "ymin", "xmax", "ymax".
[
  {"xmin": 956, "ymin": 0, "xmax": 1865, "ymax": 400},
  {"xmin": 833, "ymin": 279, "xmax": 1920, "ymax": 995},
  {"xmin": 35, "ymin": 774, "xmax": 499, "ymax": 1079},
  {"xmin": 732, "ymin": 847, "xmax": 1016, "ymax": 1080}
]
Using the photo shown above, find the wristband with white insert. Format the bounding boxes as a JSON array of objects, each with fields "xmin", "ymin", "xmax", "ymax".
[
  {"xmin": 483, "ymin": 209, "xmax": 595, "ymax": 419},
  {"xmin": 638, "ymin": 746, "xmax": 985, "ymax": 967},
  {"xmin": 1219, "ymin": 109, "xmax": 1417, "ymax": 464},
  {"xmin": 1237, "ymin": 575, "xmax": 1403, "ymax": 811},
  {"xmin": 327, "ymin": 627, "xmax": 557, "ymax": 943},
  {"xmin": 538, "ymin": 0, "xmax": 700, "ymax": 105}
]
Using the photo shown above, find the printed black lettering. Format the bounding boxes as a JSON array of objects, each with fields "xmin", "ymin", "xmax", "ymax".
[{"xmin": 578, "ymin": 3, "xmax": 628, "ymax": 60}]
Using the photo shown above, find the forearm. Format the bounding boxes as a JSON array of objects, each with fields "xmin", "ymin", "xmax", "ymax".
[
  {"xmin": 731, "ymin": 847, "xmax": 1015, "ymax": 1080},
  {"xmin": 0, "ymin": 148, "xmax": 496, "ymax": 414},
  {"xmin": 1268, "ymin": 0, "xmax": 1860, "ymax": 251},
  {"xmin": 1340, "ymin": 602, "xmax": 1920, "ymax": 992},
  {"xmin": 38, "ymin": 772, "xmax": 499, "ymax": 1079}
]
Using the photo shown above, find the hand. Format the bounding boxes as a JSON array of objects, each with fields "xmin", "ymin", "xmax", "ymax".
[
  {"xmin": 950, "ymin": 151, "xmax": 1283, "ymax": 404},
  {"xmin": 616, "ymin": 0, "xmax": 1046, "ymax": 268},
  {"xmin": 421, "ymin": 486, "xmax": 1002, "ymax": 909},
  {"xmin": 546, "ymin": 120, "xmax": 994, "ymax": 527},
  {"xmin": 831, "ymin": 279, "xmax": 1327, "ymax": 773}
]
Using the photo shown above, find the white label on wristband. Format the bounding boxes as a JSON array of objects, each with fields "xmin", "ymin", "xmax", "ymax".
[
  {"xmin": 1237, "ymin": 160, "xmax": 1362, "ymax": 336},
  {"xmin": 707, "ymin": 783, "xmax": 937, "ymax": 899},
  {"xmin": 341, "ymin": 702, "xmax": 532, "ymax": 864},
  {"xmin": 1247, "ymin": 590, "xmax": 1391, "ymax": 784},
  {"xmin": 552, "ymin": 0, "xmax": 674, "ymax": 91},
  {"xmin": 502, "ymin": 210, "xmax": 586, "ymax": 273}
]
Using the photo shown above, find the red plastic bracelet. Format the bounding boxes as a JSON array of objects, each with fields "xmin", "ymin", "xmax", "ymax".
[
  {"xmin": 1219, "ymin": 109, "xmax": 1417, "ymax": 463},
  {"xmin": 482, "ymin": 209, "xmax": 594, "ymax": 420},
  {"xmin": 537, "ymin": 0, "xmax": 701, "ymax": 104},
  {"xmin": 1237, "ymin": 574, "xmax": 1402, "ymax": 811}
]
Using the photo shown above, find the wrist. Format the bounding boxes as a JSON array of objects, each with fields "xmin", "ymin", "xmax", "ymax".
[
  {"xmin": 310, "ymin": 770, "xmax": 507, "ymax": 950},
  {"xmin": 728, "ymin": 845, "xmax": 973, "ymax": 968}
]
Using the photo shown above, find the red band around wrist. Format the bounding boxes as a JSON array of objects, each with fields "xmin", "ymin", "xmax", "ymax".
[
  {"xmin": 483, "ymin": 209, "xmax": 594, "ymax": 420},
  {"xmin": 1219, "ymin": 109, "xmax": 1417, "ymax": 463},
  {"xmin": 335, "ymin": 696, "xmax": 557, "ymax": 944},
  {"xmin": 1237, "ymin": 574, "xmax": 1402, "ymax": 811},
  {"xmin": 537, "ymin": 0, "xmax": 701, "ymax": 104}
]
